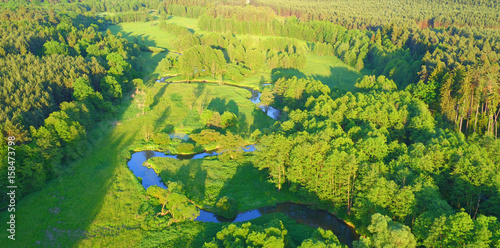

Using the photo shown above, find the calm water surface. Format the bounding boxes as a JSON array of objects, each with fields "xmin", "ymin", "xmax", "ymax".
[{"xmin": 127, "ymin": 147, "xmax": 359, "ymax": 246}]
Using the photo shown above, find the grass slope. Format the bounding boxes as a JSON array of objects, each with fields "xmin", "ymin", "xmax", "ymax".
[
  {"xmin": 0, "ymin": 76, "xmax": 277, "ymax": 248},
  {"xmin": 147, "ymin": 156, "xmax": 304, "ymax": 211},
  {"xmin": 143, "ymin": 82, "xmax": 274, "ymax": 136},
  {"xmin": 109, "ymin": 17, "xmax": 368, "ymax": 90}
]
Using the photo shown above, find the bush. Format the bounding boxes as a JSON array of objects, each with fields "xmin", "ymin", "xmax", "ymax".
[
  {"xmin": 177, "ymin": 143, "xmax": 195, "ymax": 154},
  {"xmin": 215, "ymin": 196, "xmax": 238, "ymax": 219},
  {"xmin": 153, "ymin": 133, "xmax": 171, "ymax": 146}
]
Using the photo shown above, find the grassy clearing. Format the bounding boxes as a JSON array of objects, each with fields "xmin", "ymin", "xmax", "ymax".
[
  {"xmin": 0, "ymin": 77, "xmax": 275, "ymax": 247},
  {"xmin": 143, "ymin": 82, "xmax": 275, "ymax": 137},
  {"xmin": 147, "ymin": 156, "xmax": 305, "ymax": 211},
  {"xmin": 107, "ymin": 22, "xmax": 178, "ymax": 51},
  {"xmin": 109, "ymin": 18, "xmax": 368, "ymax": 91}
]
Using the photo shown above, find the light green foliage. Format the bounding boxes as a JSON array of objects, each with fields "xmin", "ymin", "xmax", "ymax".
[
  {"xmin": 153, "ymin": 132, "xmax": 171, "ymax": 147},
  {"xmin": 148, "ymin": 182, "xmax": 200, "ymax": 226},
  {"xmin": 215, "ymin": 196, "xmax": 238, "ymax": 219},
  {"xmin": 43, "ymin": 40, "xmax": 69, "ymax": 55},
  {"xmin": 106, "ymin": 52, "xmax": 131, "ymax": 78},
  {"xmin": 191, "ymin": 129, "xmax": 222, "ymax": 145},
  {"xmin": 158, "ymin": 56, "xmax": 176, "ymax": 72},
  {"xmin": 177, "ymin": 143, "xmax": 195, "ymax": 154},
  {"xmin": 354, "ymin": 213, "xmax": 416, "ymax": 248},
  {"xmin": 201, "ymin": 110, "xmax": 237, "ymax": 129},
  {"xmin": 217, "ymin": 131, "xmax": 246, "ymax": 162},
  {"xmin": 100, "ymin": 75, "xmax": 122, "ymax": 99},
  {"xmin": 212, "ymin": 221, "xmax": 287, "ymax": 248},
  {"xmin": 179, "ymin": 45, "xmax": 226, "ymax": 79},
  {"xmin": 72, "ymin": 77, "xmax": 95, "ymax": 101},
  {"xmin": 355, "ymin": 75, "xmax": 397, "ymax": 92},
  {"xmin": 221, "ymin": 111, "xmax": 237, "ymax": 128},
  {"xmin": 299, "ymin": 228, "xmax": 344, "ymax": 248},
  {"xmin": 414, "ymin": 211, "xmax": 500, "ymax": 247},
  {"xmin": 175, "ymin": 34, "xmax": 201, "ymax": 52}
]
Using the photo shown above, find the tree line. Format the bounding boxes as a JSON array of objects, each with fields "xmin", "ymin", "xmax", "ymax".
[
  {"xmin": 256, "ymin": 76, "xmax": 500, "ymax": 247},
  {"xmin": 0, "ymin": 6, "xmax": 141, "ymax": 208}
]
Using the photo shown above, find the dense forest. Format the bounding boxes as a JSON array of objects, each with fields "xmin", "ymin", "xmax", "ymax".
[
  {"xmin": 0, "ymin": 0, "xmax": 499, "ymax": 247},
  {"xmin": 0, "ymin": 6, "xmax": 141, "ymax": 207}
]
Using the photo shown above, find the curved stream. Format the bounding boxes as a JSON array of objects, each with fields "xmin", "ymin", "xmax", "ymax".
[
  {"xmin": 155, "ymin": 76, "xmax": 281, "ymax": 120},
  {"xmin": 127, "ymin": 148, "xmax": 359, "ymax": 246}
]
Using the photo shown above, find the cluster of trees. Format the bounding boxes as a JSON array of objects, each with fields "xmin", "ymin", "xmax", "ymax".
[
  {"xmin": 247, "ymin": 0, "xmax": 500, "ymax": 29},
  {"xmin": 200, "ymin": 110, "xmax": 237, "ymax": 129},
  {"xmin": 163, "ymin": 26, "xmax": 308, "ymax": 80},
  {"xmin": 157, "ymin": 1, "xmax": 207, "ymax": 19},
  {"xmin": 0, "ymin": 6, "xmax": 141, "ymax": 207},
  {"xmin": 198, "ymin": 5, "xmax": 500, "ymax": 136},
  {"xmin": 203, "ymin": 221, "xmax": 344, "ymax": 248},
  {"xmin": 255, "ymin": 76, "xmax": 500, "ymax": 247},
  {"xmin": 364, "ymin": 23, "xmax": 500, "ymax": 137},
  {"xmin": 199, "ymin": 10, "xmax": 370, "ymax": 70},
  {"xmin": 103, "ymin": 11, "xmax": 153, "ymax": 23},
  {"xmin": 158, "ymin": 22, "xmax": 191, "ymax": 37}
]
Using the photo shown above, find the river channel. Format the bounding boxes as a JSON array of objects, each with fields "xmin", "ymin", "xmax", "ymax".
[{"xmin": 127, "ymin": 148, "xmax": 359, "ymax": 246}]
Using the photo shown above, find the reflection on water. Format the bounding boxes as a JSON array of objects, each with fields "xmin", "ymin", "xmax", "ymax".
[
  {"xmin": 248, "ymin": 89, "xmax": 280, "ymax": 120},
  {"xmin": 155, "ymin": 76, "xmax": 173, "ymax": 83},
  {"xmin": 153, "ymin": 78, "xmax": 281, "ymax": 120},
  {"xmin": 127, "ymin": 147, "xmax": 358, "ymax": 247},
  {"xmin": 168, "ymin": 133, "xmax": 189, "ymax": 141}
]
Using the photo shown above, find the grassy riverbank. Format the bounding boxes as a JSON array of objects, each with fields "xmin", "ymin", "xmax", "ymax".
[
  {"xmin": 146, "ymin": 156, "xmax": 308, "ymax": 211},
  {"xmin": 0, "ymin": 73, "xmax": 280, "ymax": 248},
  {"xmin": 109, "ymin": 18, "xmax": 368, "ymax": 91},
  {"xmin": 0, "ymin": 14, "xmax": 362, "ymax": 248}
]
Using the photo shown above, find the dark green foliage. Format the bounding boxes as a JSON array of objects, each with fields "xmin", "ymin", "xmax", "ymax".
[
  {"xmin": 0, "ymin": 5, "xmax": 140, "ymax": 208},
  {"xmin": 214, "ymin": 196, "xmax": 237, "ymax": 219},
  {"xmin": 153, "ymin": 133, "xmax": 171, "ymax": 147},
  {"xmin": 354, "ymin": 213, "xmax": 416, "ymax": 248}
]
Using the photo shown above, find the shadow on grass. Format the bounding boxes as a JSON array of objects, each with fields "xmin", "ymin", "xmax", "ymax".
[
  {"xmin": 207, "ymin": 98, "xmax": 239, "ymax": 115},
  {"xmin": 156, "ymin": 159, "xmax": 208, "ymax": 204},
  {"xmin": 271, "ymin": 65, "xmax": 363, "ymax": 90},
  {"xmin": 112, "ymin": 25, "xmax": 171, "ymax": 84}
]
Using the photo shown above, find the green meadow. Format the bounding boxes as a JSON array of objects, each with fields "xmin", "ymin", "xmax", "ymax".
[
  {"xmin": 0, "ymin": 14, "xmax": 364, "ymax": 248},
  {"xmin": 109, "ymin": 17, "xmax": 368, "ymax": 90},
  {"xmin": 147, "ymin": 156, "xmax": 305, "ymax": 211}
]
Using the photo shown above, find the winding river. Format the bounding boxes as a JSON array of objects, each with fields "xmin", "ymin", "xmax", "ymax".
[
  {"xmin": 127, "ymin": 148, "xmax": 359, "ymax": 246},
  {"xmin": 137, "ymin": 78, "xmax": 358, "ymax": 245},
  {"xmin": 155, "ymin": 76, "xmax": 281, "ymax": 120}
]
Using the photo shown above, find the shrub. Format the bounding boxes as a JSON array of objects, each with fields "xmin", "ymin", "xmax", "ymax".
[
  {"xmin": 214, "ymin": 196, "xmax": 238, "ymax": 219},
  {"xmin": 177, "ymin": 143, "xmax": 194, "ymax": 154}
]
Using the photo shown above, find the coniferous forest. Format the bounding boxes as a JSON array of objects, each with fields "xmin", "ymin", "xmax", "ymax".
[{"xmin": 0, "ymin": 0, "xmax": 499, "ymax": 247}]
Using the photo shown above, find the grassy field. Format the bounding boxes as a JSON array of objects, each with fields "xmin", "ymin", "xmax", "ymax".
[
  {"xmin": 109, "ymin": 17, "xmax": 368, "ymax": 90},
  {"xmin": 0, "ymin": 15, "xmax": 363, "ymax": 248},
  {"xmin": 143, "ymin": 82, "xmax": 274, "ymax": 136},
  {"xmin": 147, "ymin": 156, "xmax": 305, "ymax": 211}
]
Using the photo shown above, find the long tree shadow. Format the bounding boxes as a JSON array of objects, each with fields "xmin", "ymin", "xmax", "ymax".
[
  {"xmin": 207, "ymin": 98, "xmax": 240, "ymax": 115},
  {"xmin": 271, "ymin": 65, "xmax": 364, "ymax": 91},
  {"xmin": 155, "ymin": 158, "xmax": 208, "ymax": 204},
  {"xmin": 150, "ymin": 83, "xmax": 168, "ymax": 109}
]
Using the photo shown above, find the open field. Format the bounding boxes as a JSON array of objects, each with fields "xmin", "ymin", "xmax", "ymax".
[
  {"xmin": 109, "ymin": 17, "xmax": 368, "ymax": 90},
  {"xmin": 0, "ymin": 13, "xmax": 365, "ymax": 248},
  {"xmin": 147, "ymin": 156, "xmax": 305, "ymax": 211},
  {"xmin": 0, "ymin": 81, "xmax": 279, "ymax": 247}
]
